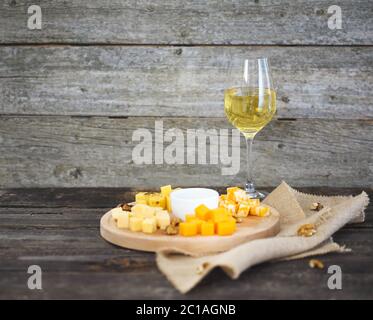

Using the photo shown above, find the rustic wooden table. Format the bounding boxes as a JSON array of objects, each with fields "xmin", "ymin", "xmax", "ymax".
[{"xmin": 0, "ymin": 187, "xmax": 371, "ymax": 299}]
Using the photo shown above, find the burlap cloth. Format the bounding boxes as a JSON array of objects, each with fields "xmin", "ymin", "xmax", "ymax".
[{"xmin": 156, "ymin": 182, "xmax": 369, "ymax": 293}]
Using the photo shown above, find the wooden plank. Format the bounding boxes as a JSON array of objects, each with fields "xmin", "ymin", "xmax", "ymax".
[
  {"xmin": 1, "ymin": 187, "xmax": 370, "ymax": 209},
  {"xmin": 0, "ymin": 244, "xmax": 372, "ymax": 299},
  {"xmin": 0, "ymin": 116, "xmax": 371, "ymax": 188},
  {"xmin": 0, "ymin": 46, "xmax": 372, "ymax": 119},
  {"xmin": 1, "ymin": 0, "xmax": 372, "ymax": 45}
]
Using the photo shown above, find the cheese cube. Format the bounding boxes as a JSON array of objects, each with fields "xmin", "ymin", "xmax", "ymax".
[
  {"xmin": 236, "ymin": 202, "xmax": 251, "ymax": 218},
  {"xmin": 247, "ymin": 199, "xmax": 260, "ymax": 207},
  {"xmin": 129, "ymin": 217, "xmax": 143, "ymax": 232},
  {"xmin": 142, "ymin": 217, "xmax": 157, "ymax": 234},
  {"xmin": 201, "ymin": 221, "xmax": 215, "ymax": 236},
  {"xmin": 148, "ymin": 193, "xmax": 166, "ymax": 209},
  {"xmin": 218, "ymin": 194, "xmax": 227, "ymax": 207},
  {"xmin": 227, "ymin": 187, "xmax": 240, "ymax": 202},
  {"xmin": 195, "ymin": 204, "xmax": 210, "ymax": 220},
  {"xmin": 160, "ymin": 185, "xmax": 172, "ymax": 197},
  {"xmin": 185, "ymin": 214, "xmax": 196, "ymax": 222},
  {"xmin": 250, "ymin": 206, "xmax": 270, "ymax": 217},
  {"xmin": 135, "ymin": 192, "xmax": 149, "ymax": 204},
  {"xmin": 166, "ymin": 195, "xmax": 172, "ymax": 212},
  {"xmin": 110, "ymin": 207, "xmax": 124, "ymax": 222},
  {"xmin": 234, "ymin": 189, "xmax": 249, "ymax": 202},
  {"xmin": 219, "ymin": 200, "xmax": 237, "ymax": 215},
  {"xmin": 116, "ymin": 211, "xmax": 130, "ymax": 229},
  {"xmin": 216, "ymin": 219, "xmax": 236, "ymax": 236},
  {"xmin": 131, "ymin": 204, "xmax": 155, "ymax": 218},
  {"xmin": 179, "ymin": 222, "xmax": 198, "ymax": 236},
  {"xmin": 210, "ymin": 207, "xmax": 229, "ymax": 223},
  {"xmin": 155, "ymin": 210, "xmax": 171, "ymax": 230},
  {"xmin": 191, "ymin": 219, "xmax": 203, "ymax": 234}
]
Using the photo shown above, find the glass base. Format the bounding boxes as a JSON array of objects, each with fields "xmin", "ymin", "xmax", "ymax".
[{"xmin": 245, "ymin": 182, "xmax": 267, "ymax": 200}]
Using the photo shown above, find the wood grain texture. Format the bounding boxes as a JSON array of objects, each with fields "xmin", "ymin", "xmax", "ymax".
[
  {"xmin": 0, "ymin": 188, "xmax": 371, "ymax": 299},
  {"xmin": 1, "ymin": 0, "xmax": 372, "ymax": 45},
  {"xmin": 0, "ymin": 46, "xmax": 372, "ymax": 119},
  {"xmin": 0, "ymin": 116, "xmax": 371, "ymax": 188}
]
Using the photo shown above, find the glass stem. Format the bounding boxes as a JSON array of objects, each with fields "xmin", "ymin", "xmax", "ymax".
[{"xmin": 244, "ymin": 135, "xmax": 255, "ymax": 194}]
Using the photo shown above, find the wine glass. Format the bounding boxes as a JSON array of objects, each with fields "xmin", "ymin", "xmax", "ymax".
[{"xmin": 224, "ymin": 58, "xmax": 276, "ymax": 199}]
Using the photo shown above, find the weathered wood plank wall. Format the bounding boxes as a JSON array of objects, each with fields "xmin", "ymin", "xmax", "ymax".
[{"xmin": 0, "ymin": 0, "xmax": 372, "ymax": 188}]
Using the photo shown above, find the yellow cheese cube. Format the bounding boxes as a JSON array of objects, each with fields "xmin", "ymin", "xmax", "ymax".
[
  {"xmin": 166, "ymin": 195, "xmax": 171, "ymax": 212},
  {"xmin": 219, "ymin": 199, "xmax": 237, "ymax": 215},
  {"xmin": 250, "ymin": 206, "xmax": 270, "ymax": 217},
  {"xmin": 135, "ymin": 192, "xmax": 149, "ymax": 204},
  {"xmin": 247, "ymin": 199, "xmax": 261, "ymax": 206},
  {"xmin": 131, "ymin": 204, "xmax": 155, "ymax": 218},
  {"xmin": 110, "ymin": 207, "xmax": 124, "ymax": 222},
  {"xmin": 148, "ymin": 193, "xmax": 166, "ymax": 209},
  {"xmin": 160, "ymin": 185, "xmax": 172, "ymax": 197},
  {"xmin": 236, "ymin": 202, "xmax": 251, "ymax": 218},
  {"xmin": 218, "ymin": 194, "xmax": 227, "ymax": 207},
  {"xmin": 195, "ymin": 204, "xmax": 210, "ymax": 220},
  {"xmin": 155, "ymin": 210, "xmax": 171, "ymax": 230},
  {"xmin": 116, "ymin": 211, "xmax": 130, "ymax": 229},
  {"xmin": 201, "ymin": 221, "xmax": 215, "ymax": 236},
  {"xmin": 216, "ymin": 219, "xmax": 236, "ymax": 236},
  {"xmin": 142, "ymin": 217, "xmax": 157, "ymax": 234},
  {"xmin": 227, "ymin": 187, "xmax": 240, "ymax": 202},
  {"xmin": 129, "ymin": 217, "xmax": 143, "ymax": 232},
  {"xmin": 234, "ymin": 189, "xmax": 249, "ymax": 202},
  {"xmin": 179, "ymin": 222, "xmax": 198, "ymax": 236}
]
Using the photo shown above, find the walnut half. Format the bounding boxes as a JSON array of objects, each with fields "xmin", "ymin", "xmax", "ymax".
[
  {"xmin": 310, "ymin": 202, "xmax": 324, "ymax": 211},
  {"xmin": 309, "ymin": 259, "xmax": 324, "ymax": 269}
]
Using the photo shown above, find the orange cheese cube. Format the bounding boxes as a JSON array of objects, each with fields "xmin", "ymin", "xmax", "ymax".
[
  {"xmin": 201, "ymin": 221, "xmax": 215, "ymax": 236},
  {"xmin": 179, "ymin": 222, "xmax": 198, "ymax": 236},
  {"xmin": 195, "ymin": 204, "xmax": 210, "ymax": 220},
  {"xmin": 191, "ymin": 219, "xmax": 203, "ymax": 233},
  {"xmin": 216, "ymin": 219, "xmax": 236, "ymax": 236},
  {"xmin": 210, "ymin": 207, "xmax": 229, "ymax": 223},
  {"xmin": 185, "ymin": 214, "xmax": 196, "ymax": 222}
]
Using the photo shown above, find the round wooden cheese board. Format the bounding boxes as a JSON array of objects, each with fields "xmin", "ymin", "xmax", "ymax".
[{"xmin": 100, "ymin": 206, "xmax": 280, "ymax": 255}]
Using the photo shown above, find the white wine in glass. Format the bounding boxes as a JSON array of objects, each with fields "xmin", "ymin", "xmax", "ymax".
[{"xmin": 224, "ymin": 58, "xmax": 276, "ymax": 199}]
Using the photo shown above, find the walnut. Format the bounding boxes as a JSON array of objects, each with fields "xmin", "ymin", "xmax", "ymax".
[
  {"xmin": 297, "ymin": 223, "xmax": 317, "ymax": 237},
  {"xmin": 234, "ymin": 217, "xmax": 243, "ymax": 223},
  {"xmin": 120, "ymin": 203, "xmax": 133, "ymax": 211},
  {"xmin": 170, "ymin": 217, "xmax": 181, "ymax": 227},
  {"xmin": 310, "ymin": 202, "xmax": 324, "ymax": 211},
  {"xmin": 165, "ymin": 225, "xmax": 178, "ymax": 235},
  {"xmin": 309, "ymin": 259, "xmax": 324, "ymax": 269}
]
